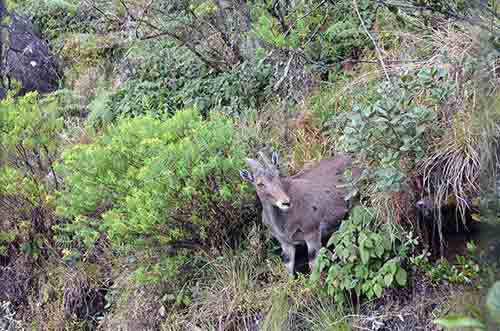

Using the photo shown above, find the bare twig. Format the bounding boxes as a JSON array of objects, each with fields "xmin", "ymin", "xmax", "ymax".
[
  {"xmin": 353, "ymin": 0, "xmax": 391, "ymax": 83},
  {"xmin": 274, "ymin": 54, "xmax": 295, "ymax": 92},
  {"xmin": 134, "ymin": 0, "xmax": 155, "ymax": 37},
  {"xmin": 376, "ymin": 0, "xmax": 500, "ymax": 32},
  {"xmin": 284, "ymin": 0, "xmax": 329, "ymax": 36}
]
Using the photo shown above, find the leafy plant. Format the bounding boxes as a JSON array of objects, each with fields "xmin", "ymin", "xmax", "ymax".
[
  {"xmin": 0, "ymin": 231, "xmax": 16, "ymax": 256},
  {"xmin": 411, "ymin": 242, "xmax": 481, "ymax": 285},
  {"xmin": 56, "ymin": 108, "xmax": 252, "ymax": 278},
  {"xmin": 252, "ymin": 0, "xmax": 375, "ymax": 64},
  {"xmin": 0, "ymin": 91, "xmax": 63, "ymax": 258},
  {"xmin": 310, "ymin": 206, "xmax": 414, "ymax": 304},
  {"xmin": 107, "ymin": 42, "xmax": 272, "ymax": 119},
  {"xmin": 176, "ymin": 58, "xmax": 272, "ymax": 117},
  {"xmin": 330, "ymin": 67, "xmax": 453, "ymax": 193},
  {"xmin": 14, "ymin": 0, "xmax": 95, "ymax": 40}
]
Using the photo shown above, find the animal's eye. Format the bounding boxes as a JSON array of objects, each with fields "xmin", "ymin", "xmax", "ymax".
[{"xmin": 257, "ymin": 182, "xmax": 264, "ymax": 187}]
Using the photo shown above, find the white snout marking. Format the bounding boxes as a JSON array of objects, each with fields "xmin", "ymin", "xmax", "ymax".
[
  {"xmin": 276, "ymin": 201, "xmax": 291, "ymax": 211},
  {"xmin": 416, "ymin": 200, "xmax": 426, "ymax": 208}
]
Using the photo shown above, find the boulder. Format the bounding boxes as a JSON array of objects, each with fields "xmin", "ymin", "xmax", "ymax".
[{"xmin": 0, "ymin": 4, "xmax": 59, "ymax": 97}]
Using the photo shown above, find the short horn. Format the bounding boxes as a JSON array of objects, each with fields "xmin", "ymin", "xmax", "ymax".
[{"xmin": 258, "ymin": 150, "xmax": 274, "ymax": 170}]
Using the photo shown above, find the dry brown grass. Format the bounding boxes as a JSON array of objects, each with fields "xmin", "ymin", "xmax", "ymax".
[
  {"xmin": 353, "ymin": 272, "xmax": 479, "ymax": 331},
  {"xmin": 235, "ymin": 101, "xmax": 288, "ymax": 155},
  {"xmin": 162, "ymin": 248, "xmax": 287, "ymax": 331},
  {"xmin": 14, "ymin": 263, "xmax": 104, "ymax": 331},
  {"xmin": 98, "ymin": 270, "xmax": 166, "ymax": 331},
  {"xmin": 421, "ymin": 112, "xmax": 482, "ymax": 220},
  {"xmin": 287, "ymin": 110, "xmax": 333, "ymax": 175},
  {"xmin": 236, "ymin": 100, "xmax": 333, "ymax": 179},
  {"xmin": 160, "ymin": 237, "xmax": 356, "ymax": 331},
  {"xmin": 370, "ymin": 190, "xmax": 414, "ymax": 226},
  {"xmin": 417, "ymin": 24, "xmax": 499, "ymax": 228}
]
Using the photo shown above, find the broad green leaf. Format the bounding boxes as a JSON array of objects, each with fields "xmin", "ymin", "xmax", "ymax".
[
  {"xmin": 384, "ymin": 273, "xmax": 394, "ymax": 287},
  {"xmin": 359, "ymin": 247, "xmax": 370, "ymax": 264},
  {"xmin": 388, "ymin": 261, "xmax": 397, "ymax": 275},
  {"xmin": 433, "ymin": 315, "xmax": 485, "ymax": 329},
  {"xmin": 375, "ymin": 242, "xmax": 385, "ymax": 257},
  {"xmin": 327, "ymin": 234, "xmax": 336, "ymax": 248},
  {"xmin": 373, "ymin": 283, "xmax": 383, "ymax": 297},
  {"xmin": 395, "ymin": 268, "xmax": 407, "ymax": 286},
  {"xmin": 364, "ymin": 238, "xmax": 374, "ymax": 248},
  {"xmin": 358, "ymin": 232, "xmax": 368, "ymax": 245}
]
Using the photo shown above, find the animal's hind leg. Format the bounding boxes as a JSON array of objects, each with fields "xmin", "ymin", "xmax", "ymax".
[
  {"xmin": 280, "ymin": 242, "xmax": 296, "ymax": 274},
  {"xmin": 305, "ymin": 230, "xmax": 321, "ymax": 272}
]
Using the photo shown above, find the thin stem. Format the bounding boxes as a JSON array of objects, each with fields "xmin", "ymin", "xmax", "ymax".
[{"xmin": 353, "ymin": 0, "xmax": 391, "ymax": 83}]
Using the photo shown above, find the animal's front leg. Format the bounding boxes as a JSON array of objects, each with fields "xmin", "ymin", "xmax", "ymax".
[
  {"xmin": 280, "ymin": 242, "xmax": 296, "ymax": 274},
  {"xmin": 305, "ymin": 230, "xmax": 322, "ymax": 272}
]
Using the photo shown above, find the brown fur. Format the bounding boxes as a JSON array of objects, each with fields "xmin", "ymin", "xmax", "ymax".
[{"xmin": 240, "ymin": 152, "xmax": 362, "ymax": 274}]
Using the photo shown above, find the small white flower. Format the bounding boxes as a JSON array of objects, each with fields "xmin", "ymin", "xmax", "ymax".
[{"xmin": 30, "ymin": 61, "xmax": 37, "ymax": 67}]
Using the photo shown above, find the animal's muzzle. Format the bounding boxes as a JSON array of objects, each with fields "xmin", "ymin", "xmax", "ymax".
[
  {"xmin": 276, "ymin": 199, "xmax": 291, "ymax": 211},
  {"xmin": 416, "ymin": 200, "xmax": 426, "ymax": 209}
]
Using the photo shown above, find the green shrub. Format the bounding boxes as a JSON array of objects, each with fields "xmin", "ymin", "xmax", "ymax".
[
  {"xmin": 310, "ymin": 206, "xmax": 414, "ymax": 304},
  {"xmin": 56, "ymin": 108, "xmax": 252, "ymax": 277},
  {"xmin": 107, "ymin": 42, "xmax": 272, "ymax": 119},
  {"xmin": 329, "ymin": 66, "xmax": 453, "ymax": 192},
  {"xmin": 0, "ymin": 92, "xmax": 63, "ymax": 257},
  {"xmin": 14, "ymin": 0, "xmax": 95, "ymax": 40},
  {"xmin": 107, "ymin": 79, "xmax": 170, "ymax": 119},
  {"xmin": 176, "ymin": 59, "xmax": 272, "ymax": 117},
  {"xmin": 411, "ymin": 242, "xmax": 481, "ymax": 285},
  {"xmin": 252, "ymin": 0, "xmax": 375, "ymax": 64},
  {"xmin": 0, "ymin": 231, "xmax": 16, "ymax": 256}
]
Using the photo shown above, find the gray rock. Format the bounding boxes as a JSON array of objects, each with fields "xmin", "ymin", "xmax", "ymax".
[{"xmin": 0, "ymin": 4, "xmax": 60, "ymax": 97}]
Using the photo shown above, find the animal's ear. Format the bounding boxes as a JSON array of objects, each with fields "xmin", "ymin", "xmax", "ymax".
[
  {"xmin": 245, "ymin": 158, "xmax": 263, "ymax": 173},
  {"xmin": 271, "ymin": 152, "xmax": 279, "ymax": 167},
  {"xmin": 239, "ymin": 170, "xmax": 254, "ymax": 183}
]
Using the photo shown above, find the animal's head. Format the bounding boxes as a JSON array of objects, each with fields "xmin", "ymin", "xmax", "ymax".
[
  {"xmin": 416, "ymin": 195, "xmax": 436, "ymax": 217},
  {"xmin": 239, "ymin": 151, "xmax": 291, "ymax": 211}
]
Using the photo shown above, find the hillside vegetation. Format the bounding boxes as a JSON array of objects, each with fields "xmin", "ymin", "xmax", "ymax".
[{"xmin": 1, "ymin": 0, "xmax": 500, "ymax": 330}]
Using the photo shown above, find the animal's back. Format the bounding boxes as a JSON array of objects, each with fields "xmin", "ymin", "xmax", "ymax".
[
  {"xmin": 285, "ymin": 154, "xmax": 361, "ymax": 237},
  {"xmin": 291, "ymin": 154, "xmax": 357, "ymax": 182}
]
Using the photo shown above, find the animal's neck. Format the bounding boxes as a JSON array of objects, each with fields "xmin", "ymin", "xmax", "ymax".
[
  {"xmin": 262, "ymin": 201, "xmax": 286, "ymax": 232},
  {"xmin": 281, "ymin": 177, "xmax": 291, "ymax": 190}
]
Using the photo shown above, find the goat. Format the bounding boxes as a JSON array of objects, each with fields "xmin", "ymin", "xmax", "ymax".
[{"xmin": 240, "ymin": 151, "xmax": 362, "ymax": 274}]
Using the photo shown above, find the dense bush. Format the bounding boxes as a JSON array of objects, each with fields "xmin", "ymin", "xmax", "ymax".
[
  {"xmin": 0, "ymin": 92, "xmax": 63, "ymax": 258},
  {"xmin": 56, "ymin": 108, "xmax": 252, "ymax": 278},
  {"xmin": 310, "ymin": 206, "xmax": 414, "ymax": 304},
  {"xmin": 106, "ymin": 42, "xmax": 272, "ymax": 119},
  {"xmin": 13, "ymin": 0, "xmax": 98, "ymax": 40},
  {"xmin": 252, "ymin": 0, "xmax": 375, "ymax": 65},
  {"xmin": 328, "ymin": 66, "xmax": 453, "ymax": 192}
]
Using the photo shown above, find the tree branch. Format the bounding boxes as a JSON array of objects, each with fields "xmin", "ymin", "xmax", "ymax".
[{"xmin": 353, "ymin": 0, "xmax": 391, "ymax": 83}]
